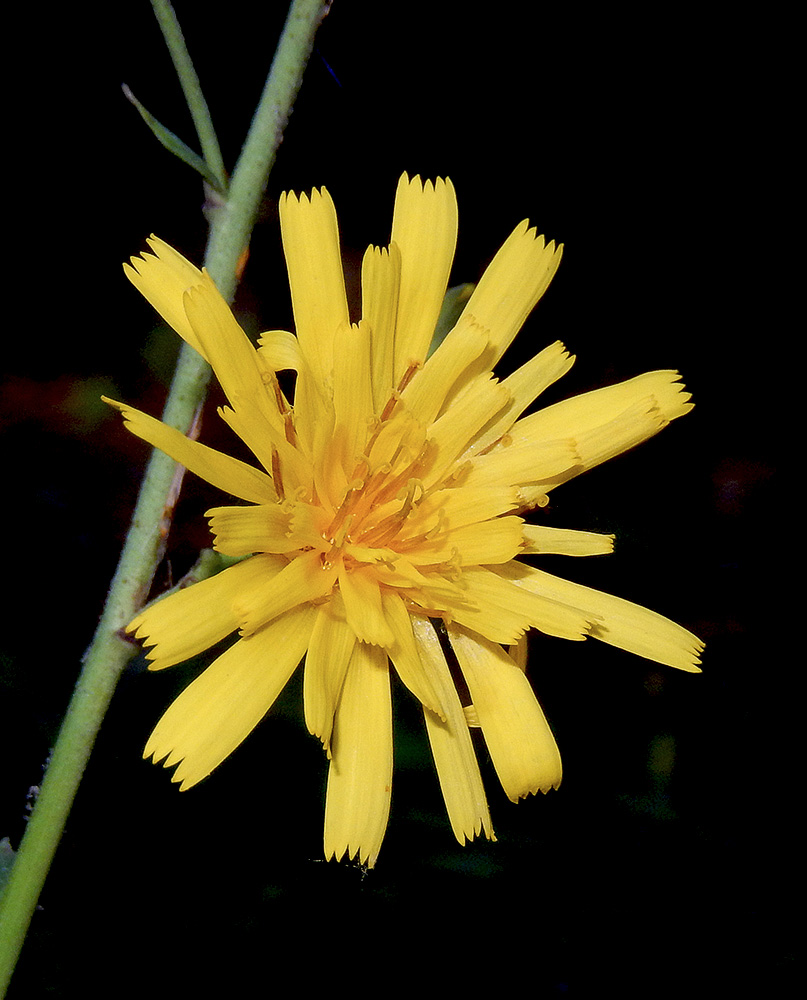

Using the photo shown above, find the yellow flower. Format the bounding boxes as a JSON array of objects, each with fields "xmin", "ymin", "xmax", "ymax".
[{"xmin": 106, "ymin": 174, "xmax": 703, "ymax": 867}]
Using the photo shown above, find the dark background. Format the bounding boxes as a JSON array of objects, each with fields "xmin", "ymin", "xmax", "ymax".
[{"xmin": 2, "ymin": 1, "xmax": 787, "ymax": 995}]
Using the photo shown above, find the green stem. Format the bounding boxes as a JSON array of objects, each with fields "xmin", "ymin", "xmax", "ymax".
[
  {"xmin": 205, "ymin": 0, "xmax": 330, "ymax": 279},
  {"xmin": 0, "ymin": 1, "xmax": 329, "ymax": 992},
  {"xmin": 150, "ymin": 0, "xmax": 228, "ymax": 192}
]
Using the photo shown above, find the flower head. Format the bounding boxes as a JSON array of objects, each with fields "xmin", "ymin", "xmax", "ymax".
[{"xmin": 107, "ymin": 174, "xmax": 703, "ymax": 867}]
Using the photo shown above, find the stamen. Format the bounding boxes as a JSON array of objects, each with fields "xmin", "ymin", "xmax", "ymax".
[
  {"xmin": 264, "ymin": 369, "xmax": 289, "ymax": 412},
  {"xmin": 379, "ymin": 390, "xmax": 401, "ymax": 424},
  {"xmin": 397, "ymin": 361, "xmax": 421, "ymax": 394},
  {"xmin": 260, "ymin": 368, "xmax": 298, "ymax": 446},
  {"xmin": 379, "ymin": 362, "xmax": 421, "ymax": 422},
  {"xmin": 283, "ymin": 411, "xmax": 297, "ymax": 446},
  {"xmin": 331, "ymin": 513, "xmax": 354, "ymax": 549},
  {"xmin": 441, "ymin": 547, "xmax": 463, "ymax": 579},
  {"xmin": 271, "ymin": 447, "xmax": 285, "ymax": 501},
  {"xmin": 397, "ymin": 507, "xmax": 446, "ymax": 549},
  {"xmin": 403, "ymin": 596, "xmax": 451, "ymax": 621},
  {"xmin": 398, "ymin": 478, "xmax": 424, "ymax": 520},
  {"xmin": 359, "ymin": 477, "xmax": 424, "ymax": 548},
  {"xmin": 325, "ymin": 481, "xmax": 363, "ymax": 543}
]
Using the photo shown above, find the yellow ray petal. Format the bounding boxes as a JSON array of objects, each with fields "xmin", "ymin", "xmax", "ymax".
[
  {"xmin": 521, "ymin": 524, "xmax": 615, "ymax": 556},
  {"xmin": 400, "ymin": 314, "xmax": 490, "ymax": 425},
  {"xmin": 205, "ymin": 504, "xmax": 300, "ymax": 556},
  {"xmin": 235, "ymin": 549, "xmax": 338, "ymax": 637},
  {"xmin": 402, "ymin": 485, "xmax": 519, "ymax": 536},
  {"xmin": 447, "ymin": 566, "xmax": 594, "ymax": 645},
  {"xmin": 497, "ymin": 563, "xmax": 704, "ymax": 672},
  {"xmin": 506, "ymin": 371, "xmax": 693, "ymax": 490},
  {"xmin": 293, "ymin": 354, "xmax": 335, "ymax": 468},
  {"xmin": 463, "ymin": 436, "xmax": 580, "ymax": 490},
  {"xmin": 286, "ymin": 501, "xmax": 331, "ymax": 549},
  {"xmin": 403, "ymin": 516, "xmax": 524, "ymax": 567},
  {"xmin": 449, "ymin": 515, "xmax": 525, "ymax": 564},
  {"xmin": 361, "ymin": 242, "xmax": 401, "ymax": 411},
  {"xmin": 217, "ymin": 404, "xmax": 310, "ymax": 497},
  {"xmin": 461, "ymin": 341, "xmax": 576, "ymax": 458},
  {"xmin": 525, "ymin": 370, "xmax": 693, "ymax": 438},
  {"xmin": 144, "ymin": 603, "xmax": 316, "ymax": 789},
  {"xmin": 279, "ymin": 187, "xmax": 349, "ymax": 386},
  {"xmin": 379, "ymin": 589, "xmax": 445, "ymax": 718},
  {"xmin": 458, "ymin": 221, "xmax": 562, "ymax": 366},
  {"xmin": 304, "ymin": 594, "xmax": 356, "ymax": 752},
  {"xmin": 324, "ymin": 642, "xmax": 392, "ymax": 868},
  {"xmin": 390, "ymin": 174, "xmax": 458, "ymax": 382},
  {"xmin": 123, "ymin": 236, "xmax": 209, "ymax": 360},
  {"xmin": 182, "ymin": 278, "xmax": 285, "ymax": 441},
  {"xmin": 411, "ymin": 616, "xmax": 494, "ymax": 845},
  {"xmin": 257, "ymin": 329, "xmax": 302, "ymax": 372},
  {"xmin": 447, "ymin": 624, "xmax": 562, "ymax": 801},
  {"xmin": 332, "ymin": 320, "xmax": 374, "ymax": 471},
  {"xmin": 129, "ymin": 553, "xmax": 289, "ymax": 670},
  {"xmin": 426, "ymin": 373, "xmax": 511, "ymax": 485},
  {"xmin": 103, "ymin": 397, "xmax": 276, "ymax": 504},
  {"xmin": 337, "ymin": 564, "xmax": 394, "ymax": 647}
]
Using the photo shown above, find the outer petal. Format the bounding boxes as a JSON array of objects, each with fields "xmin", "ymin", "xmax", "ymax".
[
  {"xmin": 458, "ymin": 221, "xmax": 562, "ymax": 367},
  {"xmin": 461, "ymin": 341, "xmax": 575, "ymax": 458},
  {"xmin": 218, "ymin": 403, "xmax": 309, "ymax": 495},
  {"xmin": 521, "ymin": 524, "xmax": 615, "ymax": 556},
  {"xmin": 324, "ymin": 642, "xmax": 393, "ymax": 868},
  {"xmin": 103, "ymin": 397, "xmax": 277, "ymax": 504},
  {"xmin": 257, "ymin": 329, "xmax": 302, "ymax": 372},
  {"xmin": 425, "ymin": 373, "xmax": 511, "ymax": 486},
  {"xmin": 235, "ymin": 549, "xmax": 338, "ymax": 637},
  {"xmin": 401, "ymin": 485, "xmax": 519, "ymax": 536},
  {"xmin": 518, "ymin": 371, "xmax": 693, "ymax": 440},
  {"xmin": 400, "ymin": 314, "xmax": 490, "ymax": 425},
  {"xmin": 390, "ymin": 174, "xmax": 458, "ymax": 382},
  {"xmin": 279, "ymin": 187, "xmax": 349, "ymax": 387},
  {"xmin": 402, "ymin": 516, "xmax": 524, "ymax": 567},
  {"xmin": 205, "ymin": 503, "xmax": 327, "ymax": 557},
  {"xmin": 206, "ymin": 504, "xmax": 292, "ymax": 556},
  {"xmin": 144, "ymin": 603, "xmax": 316, "ymax": 789},
  {"xmin": 361, "ymin": 242, "xmax": 401, "ymax": 411},
  {"xmin": 463, "ymin": 436, "xmax": 580, "ymax": 491},
  {"xmin": 337, "ymin": 563, "xmax": 394, "ymax": 647},
  {"xmin": 331, "ymin": 320, "xmax": 374, "ymax": 473},
  {"xmin": 498, "ymin": 562, "xmax": 704, "ymax": 672},
  {"xmin": 123, "ymin": 236, "xmax": 209, "ymax": 360},
  {"xmin": 447, "ymin": 623, "xmax": 562, "ymax": 802},
  {"xmin": 129, "ymin": 554, "xmax": 288, "ymax": 669},
  {"xmin": 380, "ymin": 589, "xmax": 445, "ymax": 719},
  {"xmin": 182, "ymin": 278, "xmax": 287, "ymax": 459},
  {"xmin": 503, "ymin": 371, "xmax": 693, "ymax": 490},
  {"xmin": 411, "ymin": 617, "xmax": 494, "ymax": 845},
  {"xmin": 446, "ymin": 565, "xmax": 594, "ymax": 645},
  {"xmin": 304, "ymin": 594, "xmax": 356, "ymax": 752}
]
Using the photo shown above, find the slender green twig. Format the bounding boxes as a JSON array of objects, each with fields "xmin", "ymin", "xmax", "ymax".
[
  {"xmin": 205, "ymin": 0, "xmax": 331, "ymax": 278},
  {"xmin": 0, "ymin": 1, "xmax": 329, "ymax": 992},
  {"xmin": 150, "ymin": 0, "xmax": 228, "ymax": 192},
  {"xmin": 122, "ymin": 82, "xmax": 223, "ymax": 191}
]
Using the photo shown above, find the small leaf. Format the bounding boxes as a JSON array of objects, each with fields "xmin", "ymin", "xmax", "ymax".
[{"xmin": 122, "ymin": 84, "xmax": 226, "ymax": 193}]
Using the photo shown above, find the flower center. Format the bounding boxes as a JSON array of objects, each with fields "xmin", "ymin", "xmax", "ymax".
[{"xmin": 319, "ymin": 365, "xmax": 438, "ymax": 569}]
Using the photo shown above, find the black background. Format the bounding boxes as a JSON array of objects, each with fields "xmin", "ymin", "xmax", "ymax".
[{"xmin": 2, "ymin": 1, "xmax": 787, "ymax": 995}]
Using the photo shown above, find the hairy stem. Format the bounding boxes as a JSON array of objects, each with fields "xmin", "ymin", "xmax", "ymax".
[{"xmin": 0, "ymin": 1, "xmax": 330, "ymax": 991}]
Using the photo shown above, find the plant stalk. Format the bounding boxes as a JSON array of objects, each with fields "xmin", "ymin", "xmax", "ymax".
[{"xmin": 0, "ymin": 1, "xmax": 329, "ymax": 992}]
